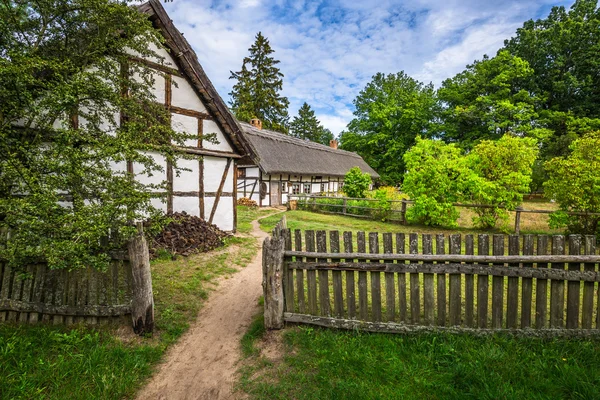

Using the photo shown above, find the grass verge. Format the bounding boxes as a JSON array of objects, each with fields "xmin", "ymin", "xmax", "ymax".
[
  {"xmin": 237, "ymin": 206, "xmax": 282, "ymax": 234},
  {"xmin": 0, "ymin": 235, "xmax": 258, "ymax": 400},
  {"xmin": 239, "ymin": 325, "xmax": 600, "ymax": 400}
]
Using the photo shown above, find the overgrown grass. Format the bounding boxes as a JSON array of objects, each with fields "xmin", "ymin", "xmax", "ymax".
[
  {"xmin": 240, "ymin": 326, "xmax": 600, "ymax": 400},
  {"xmin": 0, "ymin": 235, "xmax": 259, "ymax": 400}
]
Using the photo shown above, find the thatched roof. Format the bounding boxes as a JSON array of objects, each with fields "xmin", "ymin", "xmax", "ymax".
[
  {"xmin": 139, "ymin": 0, "xmax": 250, "ymax": 156},
  {"xmin": 239, "ymin": 122, "xmax": 380, "ymax": 178}
]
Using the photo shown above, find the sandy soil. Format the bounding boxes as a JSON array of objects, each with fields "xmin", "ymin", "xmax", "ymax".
[{"xmin": 136, "ymin": 214, "xmax": 276, "ymax": 400}]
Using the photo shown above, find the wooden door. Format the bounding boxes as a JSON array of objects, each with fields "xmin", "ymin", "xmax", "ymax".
[{"xmin": 270, "ymin": 182, "xmax": 280, "ymax": 206}]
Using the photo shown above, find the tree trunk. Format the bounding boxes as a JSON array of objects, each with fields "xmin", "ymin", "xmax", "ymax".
[{"xmin": 128, "ymin": 222, "xmax": 154, "ymax": 335}]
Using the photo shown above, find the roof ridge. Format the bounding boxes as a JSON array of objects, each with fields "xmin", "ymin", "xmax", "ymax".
[{"xmin": 239, "ymin": 122, "xmax": 361, "ymax": 158}]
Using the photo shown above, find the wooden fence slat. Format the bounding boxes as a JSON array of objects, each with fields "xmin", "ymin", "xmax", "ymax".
[
  {"xmin": 521, "ymin": 235, "xmax": 534, "ymax": 328},
  {"xmin": 566, "ymin": 235, "xmax": 581, "ymax": 329},
  {"xmin": 536, "ymin": 235, "xmax": 549, "ymax": 328},
  {"xmin": 295, "ymin": 230, "xmax": 305, "ymax": 314},
  {"xmin": 9, "ymin": 268, "xmax": 24, "ymax": 322},
  {"xmin": 506, "ymin": 236, "xmax": 519, "ymax": 329},
  {"xmin": 0, "ymin": 264, "xmax": 12, "ymax": 322},
  {"xmin": 305, "ymin": 230, "xmax": 318, "ymax": 315},
  {"xmin": 492, "ymin": 235, "xmax": 505, "ymax": 329},
  {"xmin": 409, "ymin": 233, "xmax": 420, "ymax": 324},
  {"xmin": 422, "ymin": 235, "xmax": 434, "ymax": 325},
  {"xmin": 449, "ymin": 234, "xmax": 461, "ymax": 326},
  {"xmin": 87, "ymin": 268, "xmax": 99, "ymax": 325},
  {"xmin": 396, "ymin": 233, "xmax": 407, "ymax": 323},
  {"xmin": 383, "ymin": 233, "xmax": 395, "ymax": 322},
  {"xmin": 317, "ymin": 230, "xmax": 330, "ymax": 317},
  {"xmin": 19, "ymin": 266, "xmax": 34, "ymax": 323},
  {"xmin": 29, "ymin": 264, "xmax": 46, "ymax": 324},
  {"xmin": 284, "ymin": 229, "xmax": 295, "ymax": 314},
  {"xmin": 582, "ymin": 235, "xmax": 596, "ymax": 329},
  {"xmin": 357, "ymin": 232, "xmax": 368, "ymax": 320},
  {"xmin": 436, "ymin": 234, "xmax": 447, "ymax": 326},
  {"xmin": 369, "ymin": 233, "xmax": 382, "ymax": 322},
  {"xmin": 550, "ymin": 235, "xmax": 565, "ymax": 328},
  {"xmin": 330, "ymin": 231, "xmax": 343, "ymax": 318},
  {"xmin": 343, "ymin": 232, "xmax": 356, "ymax": 319},
  {"xmin": 465, "ymin": 235, "xmax": 475, "ymax": 327},
  {"xmin": 477, "ymin": 235, "xmax": 489, "ymax": 328}
]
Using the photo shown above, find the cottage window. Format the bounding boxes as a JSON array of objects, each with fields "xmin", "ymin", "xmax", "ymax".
[
  {"xmin": 303, "ymin": 183, "xmax": 311, "ymax": 194},
  {"xmin": 281, "ymin": 182, "xmax": 287, "ymax": 192},
  {"xmin": 320, "ymin": 183, "xmax": 326, "ymax": 193},
  {"xmin": 237, "ymin": 168, "xmax": 246, "ymax": 179},
  {"xmin": 292, "ymin": 183, "xmax": 300, "ymax": 195}
]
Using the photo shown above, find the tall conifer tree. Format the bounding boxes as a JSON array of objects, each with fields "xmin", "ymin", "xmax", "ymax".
[
  {"xmin": 290, "ymin": 102, "xmax": 333, "ymax": 145},
  {"xmin": 229, "ymin": 32, "xmax": 289, "ymax": 132}
]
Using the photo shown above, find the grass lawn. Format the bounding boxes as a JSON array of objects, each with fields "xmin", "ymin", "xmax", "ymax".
[
  {"xmin": 240, "ymin": 323, "xmax": 600, "ymax": 400},
  {"xmin": 237, "ymin": 205, "xmax": 283, "ymax": 234},
  {"xmin": 0, "ymin": 235, "xmax": 258, "ymax": 400}
]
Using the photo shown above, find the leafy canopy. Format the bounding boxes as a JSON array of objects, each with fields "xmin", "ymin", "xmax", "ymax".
[
  {"xmin": 544, "ymin": 131, "xmax": 600, "ymax": 235},
  {"xmin": 290, "ymin": 102, "xmax": 334, "ymax": 145},
  {"xmin": 343, "ymin": 167, "xmax": 371, "ymax": 199},
  {"xmin": 229, "ymin": 32, "xmax": 289, "ymax": 133},
  {"xmin": 339, "ymin": 72, "xmax": 439, "ymax": 185},
  {"xmin": 0, "ymin": 0, "xmax": 192, "ymax": 270}
]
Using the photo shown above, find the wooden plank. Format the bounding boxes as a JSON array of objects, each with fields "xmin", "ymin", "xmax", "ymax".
[
  {"xmin": 449, "ymin": 234, "xmax": 461, "ymax": 326},
  {"xmin": 383, "ymin": 233, "xmax": 395, "ymax": 322},
  {"xmin": 465, "ymin": 235, "xmax": 475, "ymax": 327},
  {"xmin": 87, "ymin": 268, "xmax": 99, "ymax": 324},
  {"xmin": 199, "ymin": 156, "xmax": 205, "ymax": 219},
  {"xmin": 9, "ymin": 268, "xmax": 24, "ymax": 322},
  {"xmin": 18, "ymin": 266, "xmax": 34, "ymax": 323},
  {"xmin": 521, "ymin": 235, "xmax": 534, "ymax": 328},
  {"xmin": 343, "ymin": 232, "xmax": 356, "ymax": 319},
  {"xmin": 369, "ymin": 233, "xmax": 382, "ymax": 322},
  {"xmin": 305, "ymin": 230, "xmax": 318, "ymax": 315},
  {"xmin": 436, "ymin": 234, "xmax": 447, "ymax": 326},
  {"xmin": 396, "ymin": 233, "xmax": 407, "ymax": 323},
  {"xmin": 409, "ymin": 233, "xmax": 420, "ymax": 324},
  {"xmin": 491, "ymin": 235, "xmax": 505, "ymax": 329},
  {"xmin": 317, "ymin": 230, "xmax": 330, "ymax": 317},
  {"xmin": 0, "ymin": 264, "xmax": 12, "ymax": 321},
  {"xmin": 29, "ymin": 264, "xmax": 46, "ymax": 324},
  {"xmin": 582, "ymin": 235, "xmax": 596, "ymax": 329},
  {"xmin": 422, "ymin": 234, "xmax": 434, "ymax": 325},
  {"xmin": 550, "ymin": 235, "xmax": 565, "ymax": 328},
  {"xmin": 566, "ymin": 235, "xmax": 581, "ymax": 329},
  {"xmin": 507, "ymin": 236, "xmax": 519, "ymax": 329},
  {"xmin": 330, "ymin": 231, "xmax": 344, "ymax": 318},
  {"xmin": 295, "ymin": 230, "xmax": 305, "ymax": 314},
  {"xmin": 208, "ymin": 158, "xmax": 232, "ymax": 224},
  {"xmin": 535, "ymin": 236, "xmax": 549, "ymax": 329},
  {"xmin": 477, "ymin": 235, "xmax": 489, "ymax": 328},
  {"xmin": 357, "ymin": 232, "xmax": 368, "ymax": 320},
  {"xmin": 284, "ymin": 229, "xmax": 295, "ymax": 313}
]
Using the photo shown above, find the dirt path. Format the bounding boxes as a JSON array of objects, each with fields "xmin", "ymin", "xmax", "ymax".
[{"xmin": 136, "ymin": 213, "xmax": 279, "ymax": 400}]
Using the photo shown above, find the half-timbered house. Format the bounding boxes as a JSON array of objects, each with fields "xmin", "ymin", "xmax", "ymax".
[
  {"xmin": 237, "ymin": 120, "xmax": 379, "ymax": 207},
  {"xmin": 126, "ymin": 0, "xmax": 248, "ymax": 231}
]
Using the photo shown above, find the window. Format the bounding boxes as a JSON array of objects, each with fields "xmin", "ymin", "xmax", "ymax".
[
  {"xmin": 320, "ymin": 183, "xmax": 326, "ymax": 193},
  {"xmin": 237, "ymin": 168, "xmax": 246, "ymax": 179},
  {"xmin": 292, "ymin": 183, "xmax": 300, "ymax": 195},
  {"xmin": 303, "ymin": 183, "xmax": 311, "ymax": 194},
  {"xmin": 281, "ymin": 182, "xmax": 287, "ymax": 192}
]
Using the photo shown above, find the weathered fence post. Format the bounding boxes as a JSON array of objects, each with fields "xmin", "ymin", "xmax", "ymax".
[
  {"xmin": 514, "ymin": 206, "xmax": 523, "ymax": 235},
  {"xmin": 128, "ymin": 222, "xmax": 154, "ymax": 335},
  {"xmin": 343, "ymin": 198, "xmax": 347, "ymax": 215},
  {"xmin": 263, "ymin": 236, "xmax": 285, "ymax": 329},
  {"xmin": 400, "ymin": 200, "xmax": 407, "ymax": 225}
]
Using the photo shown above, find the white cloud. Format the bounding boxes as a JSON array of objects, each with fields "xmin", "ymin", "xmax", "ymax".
[{"xmin": 162, "ymin": 0, "xmax": 575, "ymax": 135}]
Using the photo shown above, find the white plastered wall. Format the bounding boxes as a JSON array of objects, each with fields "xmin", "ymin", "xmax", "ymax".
[
  {"xmin": 203, "ymin": 156, "xmax": 234, "ymax": 231},
  {"xmin": 171, "ymin": 75, "xmax": 207, "ymax": 113},
  {"xmin": 171, "ymin": 113, "xmax": 199, "ymax": 148},
  {"xmin": 203, "ymin": 120, "xmax": 232, "ymax": 152}
]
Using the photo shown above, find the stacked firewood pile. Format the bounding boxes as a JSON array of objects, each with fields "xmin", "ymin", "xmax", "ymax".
[
  {"xmin": 149, "ymin": 212, "xmax": 229, "ymax": 258},
  {"xmin": 237, "ymin": 197, "xmax": 258, "ymax": 208}
]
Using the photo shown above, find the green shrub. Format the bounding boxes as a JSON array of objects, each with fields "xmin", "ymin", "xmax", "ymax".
[
  {"xmin": 544, "ymin": 131, "xmax": 600, "ymax": 235},
  {"xmin": 343, "ymin": 167, "xmax": 371, "ymax": 198}
]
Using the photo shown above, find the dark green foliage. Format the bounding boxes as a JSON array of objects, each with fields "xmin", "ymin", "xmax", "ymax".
[
  {"xmin": 342, "ymin": 167, "xmax": 371, "ymax": 198},
  {"xmin": 339, "ymin": 72, "xmax": 439, "ymax": 185},
  {"xmin": 242, "ymin": 326, "xmax": 600, "ymax": 400},
  {"xmin": 290, "ymin": 102, "xmax": 333, "ymax": 145},
  {"xmin": 0, "ymin": 0, "xmax": 193, "ymax": 270},
  {"xmin": 229, "ymin": 32, "xmax": 289, "ymax": 133},
  {"xmin": 544, "ymin": 131, "xmax": 600, "ymax": 235}
]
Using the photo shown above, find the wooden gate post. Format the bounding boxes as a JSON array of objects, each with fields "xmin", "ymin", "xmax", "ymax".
[
  {"xmin": 128, "ymin": 222, "xmax": 154, "ymax": 335},
  {"xmin": 263, "ymin": 236, "xmax": 285, "ymax": 329},
  {"xmin": 515, "ymin": 206, "xmax": 523, "ymax": 235}
]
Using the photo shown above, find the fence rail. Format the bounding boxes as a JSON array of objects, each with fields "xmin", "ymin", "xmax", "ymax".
[
  {"xmin": 263, "ymin": 218, "xmax": 600, "ymax": 335},
  {"xmin": 289, "ymin": 194, "xmax": 600, "ymax": 234},
  {"xmin": 0, "ymin": 258, "xmax": 133, "ymax": 324}
]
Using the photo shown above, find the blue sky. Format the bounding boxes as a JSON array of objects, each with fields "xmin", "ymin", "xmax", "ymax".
[{"xmin": 162, "ymin": 0, "xmax": 574, "ymax": 135}]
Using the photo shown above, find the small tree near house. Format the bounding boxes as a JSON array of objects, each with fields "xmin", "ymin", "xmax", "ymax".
[{"xmin": 343, "ymin": 167, "xmax": 371, "ymax": 199}]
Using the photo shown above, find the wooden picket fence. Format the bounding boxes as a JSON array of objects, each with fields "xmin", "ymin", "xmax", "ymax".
[
  {"xmin": 0, "ymin": 256, "xmax": 133, "ymax": 325},
  {"xmin": 262, "ymin": 217, "xmax": 600, "ymax": 335}
]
